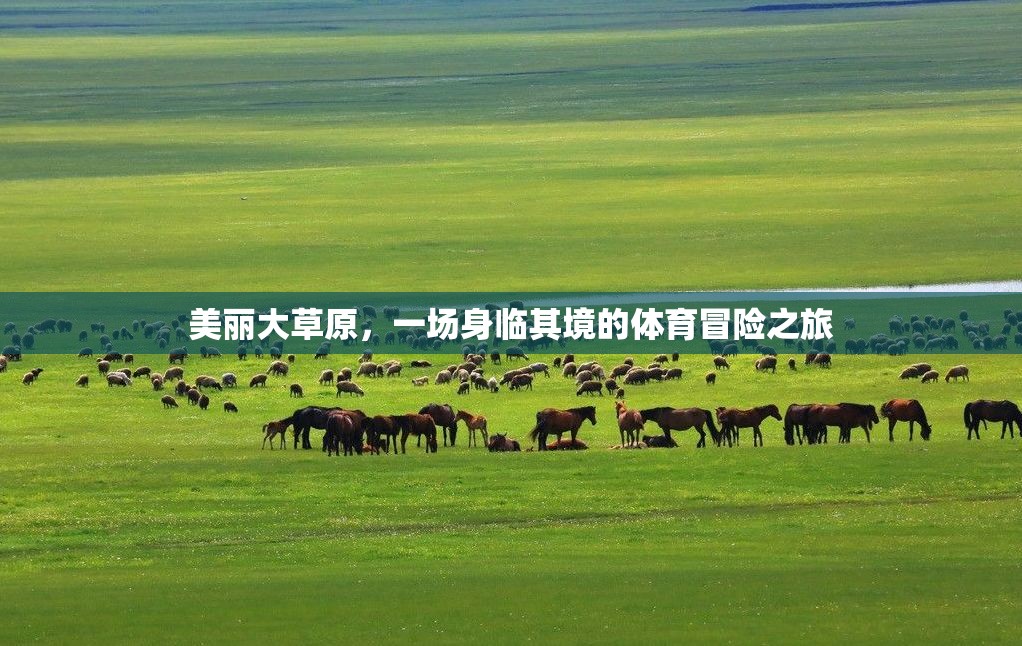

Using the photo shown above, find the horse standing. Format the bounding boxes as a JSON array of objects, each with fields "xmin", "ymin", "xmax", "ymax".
[
  {"xmin": 419, "ymin": 403, "xmax": 458, "ymax": 446},
  {"xmin": 805, "ymin": 403, "xmax": 879, "ymax": 443},
  {"xmin": 783, "ymin": 404, "xmax": 815, "ymax": 445},
  {"xmin": 615, "ymin": 401, "xmax": 644, "ymax": 448},
  {"xmin": 880, "ymin": 399, "xmax": 932, "ymax": 441},
  {"xmin": 528, "ymin": 406, "xmax": 596, "ymax": 451},
  {"xmin": 963, "ymin": 400, "xmax": 1022, "ymax": 440},
  {"xmin": 455, "ymin": 410, "xmax": 489, "ymax": 447},
  {"xmin": 715, "ymin": 404, "xmax": 781, "ymax": 447},
  {"xmin": 395, "ymin": 413, "xmax": 438, "ymax": 453},
  {"xmin": 639, "ymin": 407, "xmax": 717, "ymax": 448}
]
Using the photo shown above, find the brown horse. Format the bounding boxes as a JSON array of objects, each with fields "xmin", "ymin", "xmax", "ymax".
[
  {"xmin": 715, "ymin": 404, "xmax": 781, "ymax": 447},
  {"xmin": 783, "ymin": 404, "xmax": 815, "ymax": 445},
  {"xmin": 963, "ymin": 400, "xmax": 1022, "ymax": 440},
  {"xmin": 261, "ymin": 420, "xmax": 290, "ymax": 450},
  {"xmin": 419, "ymin": 403, "xmax": 458, "ymax": 446},
  {"xmin": 368, "ymin": 415, "xmax": 402, "ymax": 454},
  {"xmin": 395, "ymin": 413, "xmax": 438, "ymax": 453},
  {"xmin": 324, "ymin": 411, "xmax": 363, "ymax": 457},
  {"xmin": 806, "ymin": 403, "xmax": 879, "ymax": 443},
  {"xmin": 455, "ymin": 410, "xmax": 489, "ymax": 447},
  {"xmin": 528, "ymin": 406, "xmax": 597, "ymax": 451},
  {"xmin": 487, "ymin": 433, "xmax": 521, "ymax": 452},
  {"xmin": 639, "ymin": 407, "xmax": 718, "ymax": 448},
  {"xmin": 880, "ymin": 399, "xmax": 932, "ymax": 441},
  {"xmin": 615, "ymin": 401, "xmax": 644, "ymax": 448}
]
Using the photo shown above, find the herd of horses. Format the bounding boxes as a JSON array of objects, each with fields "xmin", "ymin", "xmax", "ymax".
[{"xmin": 258, "ymin": 397, "xmax": 1022, "ymax": 456}]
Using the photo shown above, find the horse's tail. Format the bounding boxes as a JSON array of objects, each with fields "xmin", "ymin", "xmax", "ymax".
[
  {"xmin": 963, "ymin": 402, "xmax": 973, "ymax": 430},
  {"xmin": 879, "ymin": 401, "xmax": 891, "ymax": 419},
  {"xmin": 702, "ymin": 410, "xmax": 718, "ymax": 437}
]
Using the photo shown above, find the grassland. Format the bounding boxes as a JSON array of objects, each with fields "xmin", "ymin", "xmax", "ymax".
[
  {"xmin": 0, "ymin": 0, "xmax": 1020, "ymax": 290},
  {"xmin": 3, "ymin": 352, "xmax": 1022, "ymax": 643}
]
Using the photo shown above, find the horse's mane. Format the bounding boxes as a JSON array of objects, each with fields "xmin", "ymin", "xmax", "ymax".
[
  {"xmin": 838, "ymin": 402, "xmax": 875, "ymax": 413},
  {"xmin": 568, "ymin": 406, "xmax": 596, "ymax": 416}
]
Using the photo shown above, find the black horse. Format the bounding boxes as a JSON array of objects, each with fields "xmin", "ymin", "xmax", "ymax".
[{"xmin": 286, "ymin": 406, "xmax": 343, "ymax": 449}]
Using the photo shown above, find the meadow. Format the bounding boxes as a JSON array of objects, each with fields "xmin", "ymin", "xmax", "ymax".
[
  {"xmin": 3, "ymin": 351, "xmax": 1022, "ymax": 643},
  {"xmin": 2, "ymin": 0, "xmax": 1022, "ymax": 642}
]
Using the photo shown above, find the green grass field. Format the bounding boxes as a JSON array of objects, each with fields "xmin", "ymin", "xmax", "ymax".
[
  {"xmin": 3, "ymin": 352, "xmax": 1022, "ymax": 643},
  {"xmin": 3, "ymin": 0, "xmax": 1022, "ymax": 642}
]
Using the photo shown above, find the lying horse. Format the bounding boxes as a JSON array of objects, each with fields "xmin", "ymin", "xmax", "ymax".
[
  {"xmin": 715, "ymin": 404, "xmax": 781, "ymax": 447},
  {"xmin": 639, "ymin": 407, "xmax": 717, "ymax": 448},
  {"xmin": 880, "ymin": 399, "xmax": 932, "ymax": 441},
  {"xmin": 963, "ymin": 399, "xmax": 1022, "ymax": 440},
  {"xmin": 487, "ymin": 433, "xmax": 521, "ymax": 452},
  {"xmin": 528, "ymin": 406, "xmax": 596, "ymax": 451}
]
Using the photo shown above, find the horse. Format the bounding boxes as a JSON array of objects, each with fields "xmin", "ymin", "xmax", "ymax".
[
  {"xmin": 805, "ymin": 403, "xmax": 879, "ymax": 443},
  {"xmin": 261, "ymin": 420, "xmax": 290, "ymax": 450},
  {"xmin": 487, "ymin": 433, "xmax": 521, "ymax": 452},
  {"xmin": 368, "ymin": 415, "xmax": 402, "ymax": 454},
  {"xmin": 715, "ymin": 404, "xmax": 781, "ymax": 447},
  {"xmin": 639, "ymin": 407, "xmax": 717, "ymax": 448},
  {"xmin": 395, "ymin": 413, "xmax": 438, "ymax": 453},
  {"xmin": 642, "ymin": 434, "xmax": 677, "ymax": 448},
  {"xmin": 783, "ymin": 404, "xmax": 815, "ymax": 445},
  {"xmin": 945, "ymin": 365, "xmax": 969, "ymax": 382},
  {"xmin": 528, "ymin": 406, "xmax": 596, "ymax": 451},
  {"xmin": 414, "ymin": 403, "xmax": 456, "ymax": 446},
  {"xmin": 880, "ymin": 399, "xmax": 932, "ymax": 441},
  {"xmin": 963, "ymin": 400, "xmax": 1022, "ymax": 440},
  {"xmin": 614, "ymin": 401, "xmax": 644, "ymax": 448},
  {"xmin": 455, "ymin": 410, "xmax": 489, "ymax": 447},
  {"xmin": 324, "ymin": 410, "xmax": 364, "ymax": 457},
  {"xmin": 286, "ymin": 405, "xmax": 343, "ymax": 450}
]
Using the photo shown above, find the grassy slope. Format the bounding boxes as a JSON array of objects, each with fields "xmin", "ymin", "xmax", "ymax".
[
  {"xmin": 0, "ymin": 1, "xmax": 1020, "ymax": 290},
  {"xmin": 2, "ymin": 352, "xmax": 1022, "ymax": 643}
]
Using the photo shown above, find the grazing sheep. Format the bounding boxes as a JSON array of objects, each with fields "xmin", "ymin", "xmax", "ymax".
[
  {"xmin": 921, "ymin": 370, "xmax": 940, "ymax": 383},
  {"xmin": 268, "ymin": 361, "xmax": 288, "ymax": 376},
  {"xmin": 195, "ymin": 375, "xmax": 222, "ymax": 391},
  {"xmin": 457, "ymin": 381, "xmax": 470, "ymax": 395},
  {"xmin": 487, "ymin": 377, "xmax": 499, "ymax": 393},
  {"xmin": 528, "ymin": 362, "xmax": 550, "ymax": 377},
  {"xmin": 615, "ymin": 388, "xmax": 625, "ymax": 399},
  {"xmin": 561, "ymin": 362, "xmax": 577, "ymax": 378},
  {"xmin": 290, "ymin": 383, "xmax": 304, "ymax": 398},
  {"xmin": 385, "ymin": 363, "xmax": 402, "ymax": 378},
  {"xmin": 576, "ymin": 381, "xmax": 603, "ymax": 396},
  {"xmin": 813, "ymin": 353, "xmax": 832, "ymax": 368},
  {"xmin": 151, "ymin": 376, "xmax": 164, "ymax": 391},
  {"xmin": 97, "ymin": 360, "xmax": 111, "ymax": 375},
  {"xmin": 411, "ymin": 376, "xmax": 429, "ymax": 386},
  {"xmin": 249, "ymin": 373, "xmax": 268, "ymax": 388},
  {"xmin": 187, "ymin": 388, "xmax": 201, "ymax": 404},
  {"xmin": 646, "ymin": 367, "xmax": 666, "ymax": 381},
  {"xmin": 713, "ymin": 356, "xmax": 730, "ymax": 370},
  {"xmin": 161, "ymin": 395, "xmax": 179, "ymax": 409},
  {"xmin": 132, "ymin": 366, "xmax": 151, "ymax": 378},
  {"xmin": 788, "ymin": 358, "xmax": 796, "ymax": 371},
  {"xmin": 165, "ymin": 367, "xmax": 184, "ymax": 381},
  {"xmin": 287, "ymin": 354, "xmax": 296, "ymax": 364},
  {"xmin": 175, "ymin": 381, "xmax": 190, "ymax": 396},
  {"xmin": 654, "ymin": 354, "xmax": 668, "ymax": 364},
  {"xmin": 945, "ymin": 365, "xmax": 969, "ymax": 382},
  {"xmin": 198, "ymin": 394, "xmax": 210, "ymax": 410},
  {"xmin": 899, "ymin": 367, "xmax": 920, "ymax": 380},
  {"xmin": 103, "ymin": 352, "xmax": 123, "ymax": 362},
  {"xmin": 435, "ymin": 370, "xmax": 452, "ymax": 385},
  {"xmin": 509, "ymin": 374, "xmax": 534, "ymax": 391},
  {"xmin": 575, "ymin": 370, "xmax": 595, "ymax": 384},
  {"xmin": 123, "ymin": 354, "xmax": 134, "ymax": 365},
  {"xmin": 318, "ymin": 370, "xmax": 335, "ymax": 385},
  {"xmin": 116, "ymin": 368, "xmax": 131, "ymax": 378},
  {"xmin": 604, "ymin": 379, "xmax": 618, "ymax": 394},
  {"xmin": 623, "ymin": 368, "xmax": 648, "ymax": 385},
  {"xmin": 223, "ymin": 402, "xmax": 238, "ymax": 413},
  {"xmin": 22, "ymin": 372, "xmax": 35, "ymax": 385},
  {"xmin": 222, "ymin": 373, "xmax": 237, "ymax": 388},
  {"xmin": 577, "ymin": 361, "xmax": 598, "ymax": 373},
  {"xmin": 75, "ymin": 374, "xmax": 89, "ymax": 388},
  {"xmin": 910, "ymin": 363, "xmax": 932, "ymax": 374},
  {"xmin": 106, "ymin": 373, "xmax": 131, "ymax": 387},
  {"xmin": 705, "ymin": 372, "xmax": 716, "ymax": 385},
  {"xmin": 755, "ymin": 356, "xmax": 777, "ymax": 373},
  {"xmin": 335, "ymin": 381, "xmax": 365, "ymax": 397},
  {"xmin": 665, "ymin": 368, "xmax": 683, "ymax": 380},
  {"xmin": 610, "ymin": 364, "xmax": 631, "ymax": 379}
]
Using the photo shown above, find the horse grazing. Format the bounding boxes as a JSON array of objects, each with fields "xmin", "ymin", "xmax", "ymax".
[
  {"xmin": 963, "ymin": 400, "xmax": 1022, "ymax": 440},
  {"xmin": 805, "ymin": 403, "xmax": 879, "ymax": 443},
  {"xmin": 287, "ymin": 405, "xmax": 342, "ymax": 449},
  {"xmin": 639, "ymin": 407, "xmax": 717, "ymax": 448},
  {"xmin": 455, "ymin": 410, "xmax": 489, "ymax": 447},
  {"xmin": 487, "ymin": 433, "xmax": 521, "ymax": 452},
  {"xmin": 324, "ymin": 411, "xmax": 364, "ymax": 457},
  {"xmin": 420, "ymin": 403, "xmax": 458, "ymax": 446},
  {"xmin": 528, "ymin": 406, "xmax": 597, "ymax": 451},
  {"xmin": 367, "ymin": 415, "xmax": 402, "ymax": 454},
  {"xmin": 394, "ymin": 413, "xmax": 438, "ymax": 453},
  {"xmin": 262, "ymin": 420, "xmax": 290, "ymax": 450},
  {"xmin": 880, "ymin": 399, "xmax": 932, "ymax": 441},
  {"xmin": 945, "ymin": 365, "xmax": 969, "ymax": 382},
  {"xmin": 614, "ymin": 401, "xmax": 644, "ymax": 448},
  {"xmin": 715, "ymin": 404, "xmax": 781, "ymax": 447}
]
